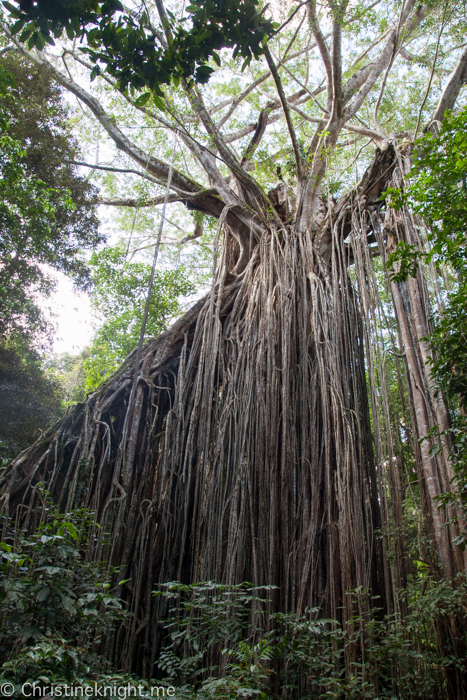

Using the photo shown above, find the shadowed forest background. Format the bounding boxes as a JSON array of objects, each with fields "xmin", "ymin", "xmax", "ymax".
[{"xmin": 0, "ymin": 0, "xmax": 467, "ymax": 697}]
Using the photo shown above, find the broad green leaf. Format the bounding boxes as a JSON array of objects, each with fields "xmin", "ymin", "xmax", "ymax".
[
  {"xmin": 153, "ymin": 95, "xmax": 166, "ymax": 112},
  {"xmin": 134, "ymin": 92, "xmax": 151, "ymax": 107},
  {"xmin": 64, "ymin": 522, "xmax": 79, "ymax": 540},
  {"xmin": 37, "ymin": 586, "xmax": 50, "ymax": 602}
]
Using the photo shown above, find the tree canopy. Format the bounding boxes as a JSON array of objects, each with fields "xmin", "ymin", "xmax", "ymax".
[
  {"xmin": 0, "ymin": 337, "xmax": 62, "ymax": 461},
  {"xmin": 0, "ymin": 54, "xmax": 102, "ymax": 342},
  {"xmin": 84, "ymin": 243, "xmax": 196, "ymax": 389},
  {"xmin": 4, "ymin": 0, "xmax": 276, "ymax": 90},
  {"xmin": 404, "ymin": 108, "xmax": 467, "ymax": 403}
]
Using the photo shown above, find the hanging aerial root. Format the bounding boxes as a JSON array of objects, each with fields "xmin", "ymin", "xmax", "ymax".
[{"xmin": 1, "ymin": 145, "xmax": 430, "ymax": 677}]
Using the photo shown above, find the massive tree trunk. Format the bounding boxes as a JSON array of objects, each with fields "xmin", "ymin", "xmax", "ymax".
[
  {"xmin": 0, "ymin": 149, "xmax": 464, "ymax": 695},
  {"xmin": 1, "ymin": 1, "xmax": 467, "ymax": 688},
  {"xmin": 0, "ymin": 148, "xmax": 401, "ymax": 674}
]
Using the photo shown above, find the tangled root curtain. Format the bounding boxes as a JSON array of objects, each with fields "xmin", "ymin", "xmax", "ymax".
[{"xmin": 0, "ymin": 146, "xmax": 459, "ymax": 674}]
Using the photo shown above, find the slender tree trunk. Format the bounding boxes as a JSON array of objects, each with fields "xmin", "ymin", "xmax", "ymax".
[{"xmin": 383, "ymin": 150, "xmax": 466, "ymax": 576}]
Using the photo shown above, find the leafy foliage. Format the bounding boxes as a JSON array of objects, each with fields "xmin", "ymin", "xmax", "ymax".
[
  {"xmin": 386, "ymin": 109, "xmax": 467, "ymax": 286},
  {"xmin": 155, "ymin": 579, "xmax": 467, "ymax": 699},
  {"xmin": 388, "ymin": 109, "xmax": 467, "ymax": 550},
  {"xmin": 431, "ymin": 286, "xmax": 467, "ymax": 403},
  {"xmin": 0, "ymin": 337, "xmax": 63, "ymax": 462},
  {"xmin": 44, "ymin": 352, "xmax": 88, "ymax": 406},
  {"xmin": 0, "ymin": 494, "xmax": 127, "ymax": 686},
  {"xmin": 414, "ymin": 112, "xmax": 467, "ymax": 406},
  {"xmin": 4, "ymin": 0, "xmax": 276, "ymax": 94},
  {"xmin": 84, "ymin": 244, "xmax": 196, "ymax": 390},
  {"xmin": 154, "ymin": 581, "xmax": 275, "ymax": 689},
  {"xmin": 409, "ymin": 111, "xmax": 467, "ymax": 273},
  {"xmin": 0, "ymin": 56, "xmax": 102, "ymax": 342}
]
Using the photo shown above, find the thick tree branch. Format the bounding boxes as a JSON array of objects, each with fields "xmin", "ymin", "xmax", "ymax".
[
  {"xmin": 68, "ymin": 160, "xmax": 165, "ymax": 186},
  {"xmin": 0, "ymin": 24, "xmax": 202, "ymax": 197},
  {"xmin": 344, "ymin": 0, "xmax": 426, "ymax": 122},
  {"xmin": 400, "ymin": 3, "xmax": 429, "ymax": 41},
  {"xmin": 342, "ymin": 62, "xmax": 374, "ymax": 103},
  {"xmin": 186, "ymin": 83, "xmax": 276, "ymax": 216},
  {"xmin": 96, "ymin": 188, "xmax": 218, "ymax": 207},
  {"xmin": 330, "ymin": 7, "xmax": 346, "ymax": 121},
  {"xmin": 307, "ymin": 0, "xmax": 333, "ymax": 112},
  {"xmin": 71, "ymin": 159, "xmax": 228, "ymax": 218},
  {"xmin": 344, "ymin": 2, "xmax": 425, "ymax": 123},
  {"xmin": 162, "ymin": 109, "xmax": 269, "ymax": 234},
  {"xmin": 430, "ymin": 45, "xmax": 467, "ymax": 124},
  {"xmin": 344, "ymin": 30, "xmax": 397, "ymax": 122},
  {"xmin": 97, "ymin": 195, "xmax": 181, "ymax": 207},
  {"xmin": 264, "ymin": 45, "xmax": 303, "ymax": 181},
  {"xmin": 240, "ymin": 107, "xmax": 271, "ymax": 167},
  {"xmin": 188, "ymin": 86, "xmax": 240, "ymax": 168}
]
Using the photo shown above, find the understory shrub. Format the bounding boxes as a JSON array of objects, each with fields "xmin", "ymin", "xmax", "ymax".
[
  {"xmin": 0, "ymin": 492, "xmax": 138, "ymax": 693},
  {"xmin": 0, "ymin": 498, "xmax": 466, "ymax": 698},
  {"xmin": 154, "ymin": 579, "xmax": 467, "ymax": 699}
]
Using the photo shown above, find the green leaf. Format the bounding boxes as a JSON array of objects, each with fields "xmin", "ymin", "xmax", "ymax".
[
  {"xmin": 64, "ymin": 522, "xmax": 79, "ymax": 540},
  {"xmin": 9, "ymin": 18, "xmax": 25, "ymax": 34},
  {"xmin": 195, "ymin": 30, "xmax": 212, "ymax": 44},
  {"xmin": 134, "ymin": 92, "xmax": 151, "ymax": 107},
  {"xmin": 90, "ymin": 65, "xmax": 101, "ymax": 81},
  {"xmin": 196, "ymin": 65, "xmax": 214, "ymax": 75},
  {"xmin": 26, "ymin": 31, "xmax": 38, "ymax": 49},
  {"xmin": 2, "ymin": 1, "xmax": 23, "ymax": 19},
  {"xmin": 152, "ymin": 95, "xmax": 166, "ymax": 112},
  {"xmin": 62, "ymin": 596, "xmax": 76, "ymax": 614},
  {"xmin": 21, "ymin": 626, "xmax": 41, "ymax": 642},
  {"xmin": 43, "ymin": 32, "xmax": 55, "ymax": 46},
  {"xmin": 35, "ymin": 31, "xmax": 47, "ymax": 51},
  {"xmin": 241, "ymin": 56, "xmax": 251, "ymax": 72},
  {"xmin": 40, "ymin": 535, "xmax": 54, "ymax": 544},
  {"xmin": 37, "ymin": 586, "xmax": 50, "ymax": 602}
]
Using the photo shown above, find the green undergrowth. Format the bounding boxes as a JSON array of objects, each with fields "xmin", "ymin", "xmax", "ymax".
[
  {"xmin": 0, "ymin": 495, "xmax": 144, "ymax": 695},
  {"xmin": 0, "ymin": 496, "xmax": 466, "ymax": 698},
  {"xmin": 154, "ymin": 579, "xmax": 467, "ymax": 699}
]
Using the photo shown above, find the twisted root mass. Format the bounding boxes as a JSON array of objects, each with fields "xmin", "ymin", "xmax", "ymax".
[{"xmin": 1, "ymin": 147, "xmax": 447, "ymax": 674}]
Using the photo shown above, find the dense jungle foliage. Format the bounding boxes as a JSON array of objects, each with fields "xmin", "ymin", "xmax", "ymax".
[{"xmin": 0, "ymin": 501, "xmax": 466, "ymax": 698}]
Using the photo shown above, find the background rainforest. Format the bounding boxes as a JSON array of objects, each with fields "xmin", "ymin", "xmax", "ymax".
[{"xmin": 0, "ymin": 0, "xmax": 467, "ymax": 697}]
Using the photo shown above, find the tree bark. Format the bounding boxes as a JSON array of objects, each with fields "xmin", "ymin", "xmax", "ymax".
[{"xmin": 0, "ymin": 149, "xmax": 403, "ymax": 674}]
